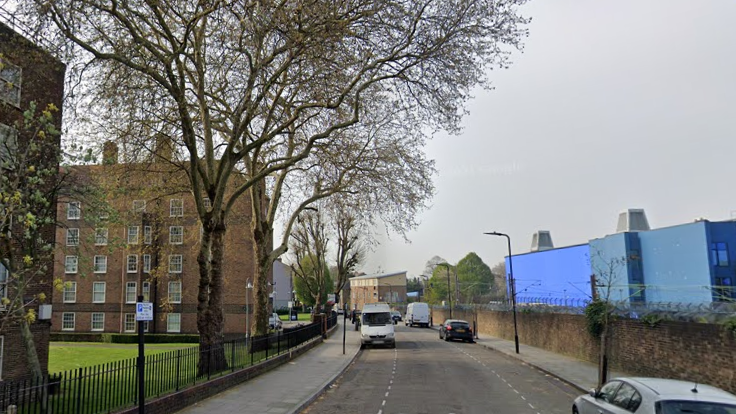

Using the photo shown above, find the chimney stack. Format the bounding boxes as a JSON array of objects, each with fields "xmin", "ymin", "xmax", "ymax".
[
  {"xmin": 154, "ymin": 134, "xmax": 173, "ymax": 163},
  {"xmin": 616, "ymin": 209, "xmax": 651, "ymax": 233},
  {"xmin": 102, "ymin": 141, "xmax": 118, "ymax": 165},
  {"xmin": 531, "ymin": 230, "xmax": 554, "ymax": 252}
]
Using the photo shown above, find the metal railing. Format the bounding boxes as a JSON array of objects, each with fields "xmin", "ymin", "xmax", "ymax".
[{"xmin": 0, "ymin": 315, "xmax": 337, "ymax": 414}]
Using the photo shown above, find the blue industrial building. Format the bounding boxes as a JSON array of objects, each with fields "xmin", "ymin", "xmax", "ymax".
[{"xmin": 505, "ymin": 210, "xmax": 736, "ymax": 306}]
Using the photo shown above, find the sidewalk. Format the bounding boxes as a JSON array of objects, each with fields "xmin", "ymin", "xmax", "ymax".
[
  {"xmin": 175, "ymin": 317, "xmax": 361, "ymax": 414},
  {"xmin": 470, "ymin": 333, "xmax": 628, "ymax": 392}
]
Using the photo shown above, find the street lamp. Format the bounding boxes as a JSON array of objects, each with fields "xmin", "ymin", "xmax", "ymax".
[
  {"xmin": 437, "ymin": 263, "xmax": 452, "ymax": 318},
  {"xmin": 245, "ymin": 278, "xmax": 253, "ymax": 338},
  {"xmin": 484, "ymin": 231, "xmax": 520, "ymax": 354}
]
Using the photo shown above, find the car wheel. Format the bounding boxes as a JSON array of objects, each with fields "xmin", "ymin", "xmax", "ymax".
[
  {"xmin": 572, "ymin": 405, "xmax": 579, "ymax": 414},
  {"xmin": 444, "ymin": 335, "xmax": 450, "ymax": 342},
  {"xmin": 360, "ymin": 343, "xmax": 366, "ymax": 350}
]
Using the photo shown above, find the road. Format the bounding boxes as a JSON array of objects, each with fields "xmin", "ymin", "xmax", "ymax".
[{"xmin": 301, "ymin": 323, "xmax": 580, "ymax": 414}]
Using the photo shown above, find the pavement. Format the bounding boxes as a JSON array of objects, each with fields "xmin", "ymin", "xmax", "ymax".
[{"xmin": 175, "ymin": 317, "xmax": 627, "ymax": 414}]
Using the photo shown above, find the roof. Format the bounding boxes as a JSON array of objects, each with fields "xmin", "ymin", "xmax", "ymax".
[
  {"xmin": 625, "ymin": 378, "xmax": 736, "ymax": 400},
  {"xmin": 350, "ymin": 271, "xmax": 407, "ymax": 280}
]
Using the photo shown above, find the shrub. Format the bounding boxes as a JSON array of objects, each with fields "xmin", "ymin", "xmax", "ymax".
[
  {"xmin": 723, "ymin": 317, "xmax": 736, "ymax": 339},
  {"xmin": 109, "ymin": 334, "xmax": 200, "ymax": 344},
  {"xmin": 584, "ymin": 300, "xmax": 612, "ymax": 338}
]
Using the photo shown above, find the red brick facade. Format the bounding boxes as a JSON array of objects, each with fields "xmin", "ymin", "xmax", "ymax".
[{"xmin": 0, "ymin": 22, "xmax": 65, "ymax": 381}]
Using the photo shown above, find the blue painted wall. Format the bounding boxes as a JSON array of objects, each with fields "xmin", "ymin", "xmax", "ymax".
[
  {"xmin": 637, "ymin": 222, "xmax": 712, "ymax": 304},
  {"xmin": 704, "ymin": 221, "xmax": 736, "ymax": 301},
  {"xmin": 589, "ymin": 233, "xmax": 633, "ymax": 304},
  {"xmin": 506, "ymin": 244, "xmax": 591, "ymax": 303}
]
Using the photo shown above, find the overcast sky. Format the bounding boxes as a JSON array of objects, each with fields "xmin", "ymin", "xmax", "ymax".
[{"xmin": 361, "ymin": 0, "xmax": 736, "ymax": 277}]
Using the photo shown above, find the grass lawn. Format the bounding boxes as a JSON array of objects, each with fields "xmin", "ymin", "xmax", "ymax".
[{"xmin": 49, "ymin": 342, "xmax": 197, "ymax": 374}]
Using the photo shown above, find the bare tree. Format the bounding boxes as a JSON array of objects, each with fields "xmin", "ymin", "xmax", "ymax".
[
  {"xmin": 290, "ymin": 210, "xmax": 330, "ymax": 315},
  {"xmin": 20, "ymin": 0, "xmax": 530, "ymax": 345},
  {"xmin": 329, "ymin": 199, "xmax": 365, "ymax": 307}
]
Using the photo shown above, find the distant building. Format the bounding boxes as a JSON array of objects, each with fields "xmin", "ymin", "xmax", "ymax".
[
  {"xmin": 506, "ymin": 209, "xmax": 736, "ymax": 306},
  {"xmin": 349, "ymin": 271, "xmax": 407, "ymax": 310},
  {"xmin": 272, "ymin": 260, "xmax": 292, "ymax": 310},
  {"xmin": 52, "ymin": 141, "xmax": 268, "ymax": 337},
  {"xmin": 0, "ymin": 21, "xmax": 65, "ymax": 381}
]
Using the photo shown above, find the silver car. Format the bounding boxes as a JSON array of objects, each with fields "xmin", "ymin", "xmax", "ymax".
[{"xmin": 573, "ymin": 377, "xmax": 736, "ymax": 414}]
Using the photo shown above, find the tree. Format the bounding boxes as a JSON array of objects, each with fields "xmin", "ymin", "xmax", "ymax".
[
  {"xmin": 426, "ymin": 263, "xmax": 455, "ymax": 306},
  {"xmin": 23, "ymin": 0, "xmax": 530, "ymax": 345},
  {"xmin": 455, "ymin": 252, "xmax": 493, "ymax": 303},
  {"xmin": 329, "ymin": 199, "xmax": 365, "ymax": 307},
  {"xmin": 290, "ymin": 210, "xmax": 332, "ymax": 314},
  {"xmin": 423, "ymin": 256, "xmax": 449, "ymax": 278},
  {"xmin": 491, "ymin": 261, "xmax": 508, "ymax": 300}
]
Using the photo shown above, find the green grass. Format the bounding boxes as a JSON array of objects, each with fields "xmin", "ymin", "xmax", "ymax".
[
  {"xmin": 49, "ymin": 342, "xmax": 197, "ymax": 373},
  {"xmin": 287, "ymin": 313, "xmax": 312, "ymax": 322}
]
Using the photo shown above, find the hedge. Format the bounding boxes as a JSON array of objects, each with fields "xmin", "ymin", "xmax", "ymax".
[{"xmin": 50, "ymin": 332, "xmax": 200, "ymax": 344}]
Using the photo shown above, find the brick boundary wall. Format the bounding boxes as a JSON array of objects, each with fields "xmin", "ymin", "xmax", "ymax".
[
  {"xmin": 432, "ymin": 308, "xmax": 736, "ymax": 393},
  {"xmin": 115, "ymin": 323, "xmax": 339, "ymax": 414}
]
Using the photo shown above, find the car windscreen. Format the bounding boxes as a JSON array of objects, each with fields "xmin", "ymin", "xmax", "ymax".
[
  {"xmin": 363, "ymin": 312, "xmax": 392, "ymax": 325},
  {"xmin": 657, "ymin": 400, "xmax": 736, "ymax": 414}
]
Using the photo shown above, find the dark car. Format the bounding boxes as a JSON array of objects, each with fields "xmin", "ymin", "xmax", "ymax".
[
  {"xmin": 390, "ymin": 311, "xmax": 402, "ymax": 323},
  {"xmin": 439, "ymin": 319, "xmax": 474, "ymax": 343}
]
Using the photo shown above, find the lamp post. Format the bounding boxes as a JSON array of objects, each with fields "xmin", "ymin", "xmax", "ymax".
[
  {"xmin": 437, "ymin": 263, "xmax": 452, "ymax": 318},
  {"xmin": 245, "ymin": 278, "xmax": 253, "ymax": 338},
  {"xmin": 484, "ymin": 231, "xmax": 519, "ymax": 354}
]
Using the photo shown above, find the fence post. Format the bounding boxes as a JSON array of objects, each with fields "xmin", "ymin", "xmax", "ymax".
[
  {"xmin": 175, "ymin": 349, "xmax": 181, "ymax": 391},
  {"xmin": 207, "ymin": 346, "xmax": 212, "ymax": 380},
  {"xmin": 231, "ymin": 341, "xmax": 236, "ymax": 372},
  {"xmin": 277, "ymin": 330, "xmax": 281, "ymax": 355}
]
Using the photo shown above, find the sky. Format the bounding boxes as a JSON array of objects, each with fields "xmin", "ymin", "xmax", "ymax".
[{"xmin": 362, "ymin": 0, "xmax": 736, "ymax": 278}]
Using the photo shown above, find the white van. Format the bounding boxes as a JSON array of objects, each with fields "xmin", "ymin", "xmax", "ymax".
[
  {"xmin": 360, "ymin": 302, "xmax": 395, "ymax": 349},
  {"xmin": 405, "ymin": 302, "xmax": 430, "ymax": 327}
]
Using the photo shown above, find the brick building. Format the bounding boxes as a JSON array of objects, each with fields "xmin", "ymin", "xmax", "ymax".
[
  {"xmin": 52, "ymin": 142, "xmax": 266, "ymax": 337},
  {"xmin": 0, "ymin": 21, "xmax": 66, "ymax": 380},
  {"xmin": 349, "ymin": 271, "xmax": 407, "ymax": 311}
]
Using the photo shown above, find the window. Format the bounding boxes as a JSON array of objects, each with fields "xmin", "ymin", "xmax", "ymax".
[
  {"xmin": 124, "ymin": 314, "xmax": 136, "ymax": 332},
  {"xmin": 65, "ymin": 256, "xmax": 78, "ymax": 274},
  {"xmin": 66, "ymin": 228, "xmax": 79, "ymax": 246},
  {"xmin": 169, "ymin": 226, "xmax": 183, "ymax": 244},
  {"xmin": 168, "ymin": 281, "xmax": 182, "ymax": 303},
  {"xmin": 203, "ymin": 198, "xmax": 211, "ymax": 209},
  {"xmin": 711, "ymin": 242, "xmax": 729, "ymax": 267},
  {"xmin": 62, "ymin": 313, "xmax": 75, "ymax": 331},
  {"xmin": 170, "ymin": 199, "xmax": 184, "ymax": 217},
  {"xmin": 127, "ymin": 226, "xmax": 139, "ymax": 244},
  {"xmin": 63, "ymin": 282, "xmax": 77, "ymax": 303},
  {"xmin": 143, "ymin": 254, "xmax": 151, "ymax": 273},
  {"xmin": 169, "ymin": 255, "xmax": 183, "ymax": 273},
  {"xmin": 598, "ymin": 381, "xmax": 622, "ymax": 404},
  {"xmin": 127, "ymin": 255, "xmax": 138, "ymax": 273},
  {"xmin": 95, "ymin": 228, "xmax": 108, "ymax": 245},
  {"xmin": 143, "ymin": 226, "xmax": 152, "ymax": 244},
  {"xmin": 93, "ymin": 282, "xmax": 106, "ymax": 303},
  {"xmin": 132, "ymin": 200, "xmax": 146, "ymax": 212},
  {"xmin": 91, "ymin": 313, "xmax": 105, "ymax": 331},
  {"xmin": 0, "ymin": 123, "xmax": 18, "ymax": 169},
  {"xmin": 142, "ymin": 282, "xmax": 151, "ymax": 302},
  {"xmin": 0, "ymin": 265, "xmax": 7, "ymax": 307},
  {"xmin": 611, "ymin": 383, "xmax": 641, "ymax": 412},
  {"xmin": 167, "ymin": 313, "xmax": 181, "ymax": 333},
  {"xmin": 93, "ymin": 255, "xmax": 107, "ymax": 273},
  {"xmin": 67, "ymin": 202, "xmax": 81, "ymax": 220},
  {"xmin": 0, "ymin": 57, "xmax": 21, "ymax": 107},
  {"xmin": 126, "ymin": 282, "xmax": 137, "ymax": 303}
]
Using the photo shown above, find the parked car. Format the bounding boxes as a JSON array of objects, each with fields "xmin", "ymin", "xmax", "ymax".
[
  {"xmin": 390, "ymin": 311, "xmax": 402, "ymax": 323},
  {"xmin": 337, "ymin": 307, "xmax": 344, "ymax": 315},
  {"xmin": 268, "ymin": 312, "xmax": 282, "ymax": 330},
  {"xmin": 439, "ymin": 319, "xmax": 474, "ymax": 343},
  {"xmin": 572, "ymin": 377, "xmax": 736, "ymax": 414}
]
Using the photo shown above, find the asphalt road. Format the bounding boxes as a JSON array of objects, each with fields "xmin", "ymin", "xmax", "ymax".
[{"xmin": 301, "ymin": 324, "xmax": 580, "ymax": 414}]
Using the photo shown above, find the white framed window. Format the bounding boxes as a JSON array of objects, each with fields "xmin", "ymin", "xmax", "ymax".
[
  {"xmin": 143, "ymin": 226, "xmax": 152, "ymax": 244},
  {"xmin": 93, "ymin": 255, "xmax": 107, "ymax": 273},
  {"xmin": 98, "ymin": 209, "xmax": 109, "ymax": 220},
  {"xmin": 124, "ymin": 314, "xmax": 136, "ymax": 332},
  {"xmin": 132, "ymin": 200, "xmax": 146, "ymax": 212},
  {"xmin": 66, "ymin": 228, "xmax": 79, "ymax": 246},
  {"xmin": 168, "ymin": 281, "xmax": 182, "ymax": 303},
  {"xmin": 142, "ymin": 281, "xmax": 151, "ymax": 302},
  {"xmin": 92, "ymin": 282, "xmax": 106, "ymax": 303},
  {"xmin": 127, "ymin": 226, "xmax": 139, "ymax": 244},
  {"xmin": 127, "ymin": 255, "xmax": 138, "ymax": 273},
  {"xmin": 143, "ymin": 254, "xmax": 151, "ymax": 273},
  {"xmin": 125, "ymin": 282, "xmax": 137, "ymax": 303},
  {"xmin": 63, "ymin": 282, "xmax": 77, "ymax": 303},
  {"xmin": 203, "ymin": 197, "xmax": 211, "ymax": 209},
  {"xmin": 169, "ymin": 226, "xmax": 183, "ymax": 244},
  {"xmin": 62, "ymin": 313, "xmax": 75, "ymax": 331},
  {"xmin": 95, "ymin": 228, "xmax": 108, "ymax": 245},
  {"xmin": 64, "ymin": 256, "xmax": 78, "ymax": 274},
  {"xmin": 67, "ymin": 202, "xmax": 81, "ymax": 220},
  {"xmin": 167, "ymin": 313, "xmax": 181, "ymax": 333},
  {"xmin": 0, "ymin": 265, "xmax": 8, "ymax": 308},
  {"xmin": 91, "ymin": 313, "xmax": 105, "ymax": 331},
  {"xmin": 0, "ymin": 123, "xmax": 18, "ymax": 169},
  {"xmin": 170, "ymin": 199, "xmax": 184, "ymax": 217},
  {"xmin": 169, "ymin": 255, "xmax": 183, "ymax": 273},
  {"xmin": 0, "ymin": 57, "xmax": 21, "ymax": 107}
]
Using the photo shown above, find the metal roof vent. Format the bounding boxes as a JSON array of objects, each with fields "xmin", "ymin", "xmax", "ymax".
[
  {"xmin": 616, "ymin": 209, "xmax": 651, "ymax": 233},
  {"xmin": 531, "ymin": 230, "xmax": 554, "ymax": 252}
]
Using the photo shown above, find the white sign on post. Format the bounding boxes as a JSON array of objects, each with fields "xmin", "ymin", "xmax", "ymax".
[{"xmin": 136, "ymin": 302, "xmax": 153, "ymax": 321}]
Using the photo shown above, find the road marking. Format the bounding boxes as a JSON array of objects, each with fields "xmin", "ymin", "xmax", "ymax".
[
  {"xmin": 529, "ymin": 403, "xmax": 535, "ymax": 409},
  {"xmin": 382, "ymin": 400, "xmax": 386, "ymax": 406},
  {"xmin": 385, "ymin": 392, "xmax": 389, "ymax": 397}
]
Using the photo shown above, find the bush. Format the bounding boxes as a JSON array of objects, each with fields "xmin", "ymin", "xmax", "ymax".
[
  {"xmin": 110, "ymin": 334, "xmax": 200, "ymax": 344},
  {"xmin": 723, "ymin": 317, "xmax": 736, "ymax": 339},
  {"xmin": 275, "ymin": 307, "xmax": 291, "ymax": 315},
  {"xmin": 51, "ymin": 333, "xmax": 105, "ymax": 342},
  {"xmin": 584, "ymin": 300, "xmax": 612, "ymax": 338}
]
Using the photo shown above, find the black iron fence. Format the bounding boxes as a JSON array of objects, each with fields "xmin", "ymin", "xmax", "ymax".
[{"xmin": 1, "ymin": 315, "xmax": 337, "ymax": 414}]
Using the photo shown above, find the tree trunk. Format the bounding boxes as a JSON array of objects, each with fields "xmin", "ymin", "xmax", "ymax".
[
  {"xmin": 196, "ymin": 220, "xmax": 228, "ymax": 375},
  {"xmin": 597, "ymin": 320, "xmax": 610, "ymax": 390},
  {"xmin": 252, "ymin": 225, "xmax": 273, "ymax": 337},
  {"xmin": 19, "ymin": 318, "xmax": 43, "ymax": 380}
]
